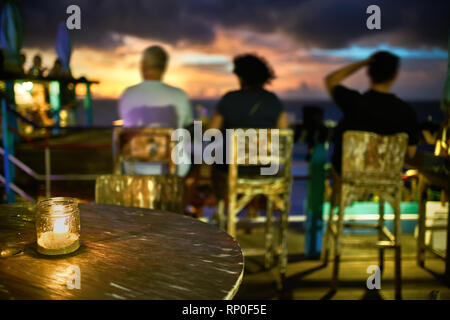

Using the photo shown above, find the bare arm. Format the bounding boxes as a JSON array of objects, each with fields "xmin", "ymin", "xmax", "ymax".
[
  {"xmin": 407, "ymin": 145, "xmax": 417, "ymax": 160},
  {"xmin": 277, "ymin": 111, "xmax": 289, "ymax": 129},
  {"xmin": 208, "ymin": 112, "xmax": 224, "ymax": 130},
  {"xmin": 324, "ymin": 58, "xmax": 372, "ymax": 95},
  {"xmin": 422, "ymin": 130, "xmax": 438, "ymax": 145}
]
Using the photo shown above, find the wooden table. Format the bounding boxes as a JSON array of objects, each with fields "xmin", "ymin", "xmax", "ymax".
[{"xmin": 0, "ymin": 203, "xmax": 244, "ymax": 300}]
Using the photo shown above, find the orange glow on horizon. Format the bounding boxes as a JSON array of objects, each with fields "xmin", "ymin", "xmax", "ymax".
[{"xmin": 21, "ymin": 28, "xmax": 446, "ymax": 101}]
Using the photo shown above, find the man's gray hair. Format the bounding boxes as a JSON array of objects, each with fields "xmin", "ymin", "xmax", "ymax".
[{"xmin": 142, "ymin": 45, "xmax": 168, "ymax": 71}]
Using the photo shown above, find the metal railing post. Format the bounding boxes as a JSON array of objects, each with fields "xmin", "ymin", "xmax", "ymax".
[
  {"xmin": 304, "ymin": 142, "xmax": 327, "ymax": 259},
  {"xmin": 49, "ymin": 81, "xmax": 61, "ymax": 135},
  {"xmin": 5, "ymin": 81, "xmax": 17, "ymax": 181},
  {"xmin": 44, "ymin": 130, "xmax": 51, "ymax": 198}
]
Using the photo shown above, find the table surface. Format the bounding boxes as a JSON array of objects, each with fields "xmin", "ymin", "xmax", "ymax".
[{"xmin": 0, "ymin": 203, "xmax": 244, "ymax": 300}]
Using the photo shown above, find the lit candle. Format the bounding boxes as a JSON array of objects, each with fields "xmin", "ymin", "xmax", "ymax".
[
  {"xmin": 36, "ymin": 198, "xmax": 80, "ymax": 255},
  {"xmin": 53, "ymin": 216, "xmax": 69, "ymax": 233},
  {"xmin": 37, "ymin": 217, "xmax": 78, "ymax": 251}
]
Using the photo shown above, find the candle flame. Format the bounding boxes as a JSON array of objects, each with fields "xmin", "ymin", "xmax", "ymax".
[{"xmin": 53, "ymin": 217, "xmax": 69, "ymax": 233}]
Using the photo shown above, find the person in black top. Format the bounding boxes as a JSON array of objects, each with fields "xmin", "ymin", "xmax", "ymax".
[
  {"xmin": 210, "ymin": 54, "xmax": 288, "ymax": 131},
  {"xmin": 208, "ymin": 54, "xmax": 289, "ymax": 216},
  {"xmin": 324, "ymin": 51, "xmax": 420, "ymax": 173},
  {"xmin": 209, "ymin": 54, "xmax": 289, "ymax": 171}
]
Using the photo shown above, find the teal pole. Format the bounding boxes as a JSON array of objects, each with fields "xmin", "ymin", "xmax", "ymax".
[
  {"xmin": 304, "ymin": 143, "xmax": 327, "ymax": 259},
  {"xmin": 84, "ymin": 83, "xmax": 92, "ymax": 126},
  {"xmin": 49, "ymin": 81, "xmax": 61, "ymax": 134},
  {"xmin": 6, "ymin": 82, "xmax": 18, "ymax": 144},
  {"xmin": 1, "ymin": 97, "xmax": 16, "ymax": 203},
  {"xmin": 5, "ymin": 81, "xmax": 16, "ymax": 185}
]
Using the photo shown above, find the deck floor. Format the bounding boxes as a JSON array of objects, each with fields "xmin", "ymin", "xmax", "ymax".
[{"xmin": 234, "ymin": 226, "xmax": 450, "ymax": 300}]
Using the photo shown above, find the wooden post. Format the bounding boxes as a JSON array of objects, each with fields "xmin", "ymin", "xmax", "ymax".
[
  {"xmin": 305, "ymin": 143, "xmax": 327, "ymax": 259},
  {"xmin": 44, "ymin": 130, "xmax": 51, "ymax": 198},
  {"xmin": 84, "ymin": 83, "xmax": 92, "ymax": 126}
]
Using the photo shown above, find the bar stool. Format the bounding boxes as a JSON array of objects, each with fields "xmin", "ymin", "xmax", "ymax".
[
  {"xmin": 104, "ymin": 127, "xmax": 184, "ymax": 213},
  {"xmin": 216, "ymin": 129, "xmax": 294, "ymax": 284},
  {"xmin": 322, "ymin": 131, "xmax": 408, "ymax": 300},
  {"xmin": 95, "ymin": 174, "xmax": 184, "ymax": 213},
  {"xmin": 112, "ymin": 127, "xmax": 177, "ymax": 175}
]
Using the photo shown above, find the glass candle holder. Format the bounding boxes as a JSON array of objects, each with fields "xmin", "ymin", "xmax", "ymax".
[{"xmin": 36, "ymin": 197, "xmax": 80, "ymax": 255}]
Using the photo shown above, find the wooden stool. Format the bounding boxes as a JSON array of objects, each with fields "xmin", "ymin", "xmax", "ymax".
[
  {"xmin": 216, "ymin": 129, "xmax": 294, "ymax": 287},
  {"xmin": 95, "ymin": 175, "xmax": 184, "ymax": 213},
  {"xmin": 323, "ymin": 131, "xmax": 408, "ymax": 300}
]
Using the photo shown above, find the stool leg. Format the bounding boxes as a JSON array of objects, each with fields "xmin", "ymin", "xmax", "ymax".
[
  {"xmin": 227, "ymin": 193, "xmax": 237, "ymax": 238},
  {"xmin": 417, "ymin": 178, "xmax": 427, "ymax": 268},
  {"xmin": 378, "ymin": 198, "xmax": 385, "ymax": 274},
  {"xmin": 323, "ymin": 187, "xmax": 336, "ymax": 266},
  {"xmin": 264, "ymin": 198, "xmax": 274, "ymax": 269},
  {"xmin": 394, "ymin": 191, "xmax": 402, "ymax": 300},
  {"xmin": 279, "ymin": 193, "xmax": 290, "ymax": 287},
  {"xmin": 331, "ymin": 188, "xmax": 346, "ymax": 291},
  {"xmin": 217, "ymin": 199, "xmax": 225, "ymax": 231}
]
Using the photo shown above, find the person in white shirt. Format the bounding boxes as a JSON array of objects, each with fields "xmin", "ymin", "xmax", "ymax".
[
  {"xmin": 118, "ymin": 45, "xmax": 193, "ymax": 176},
  {"xmin": 119, "ymin": 45, "xmax": 192, "ymax": 128}
]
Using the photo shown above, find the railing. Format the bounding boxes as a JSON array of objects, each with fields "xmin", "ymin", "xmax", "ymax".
[
  {"xmin": 1, "ymin": 105, "xmax": 111, "ymax": 202},
  {"xmin": 0, "ymin": 76, "xmax": 109, "ymax": 203}
]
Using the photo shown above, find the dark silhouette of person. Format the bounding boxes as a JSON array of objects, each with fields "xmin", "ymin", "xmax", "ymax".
[
  {"xmin": 209, "ymin": 54, "xmax": 289, "ymax": 173},
  {"xmin": 208, "ymin": 54, "xmax": 290, "ymax": 216},
  {"xmin": 324, "ymin": 51, "xmax": 420, "ymax": 173},
  {"xmin": 29, "ymin": 54, "xmax": 46, "ymax": 77}
]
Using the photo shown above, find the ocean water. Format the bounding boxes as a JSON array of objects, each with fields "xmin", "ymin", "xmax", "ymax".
[{"xmin": 83, "ymin": 98, "xmax": 444, "ymax": 127}]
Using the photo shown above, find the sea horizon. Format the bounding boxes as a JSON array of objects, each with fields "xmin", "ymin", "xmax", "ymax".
[{"xmin": 84, "ymin": 98, "xmax": 445, "ymax": 127}]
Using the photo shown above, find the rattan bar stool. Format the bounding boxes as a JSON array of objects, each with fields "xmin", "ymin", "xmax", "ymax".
[
  {"xmin": 322, "ymin": 131, "xmax": 408, "ymax": 300},
  {"xmin": 95, "ymin": 174, "xmax": 184, "ymax": 213},
  {"xmin": 216, "ymin": 129, "xmax": 294, "ymax": 286}
]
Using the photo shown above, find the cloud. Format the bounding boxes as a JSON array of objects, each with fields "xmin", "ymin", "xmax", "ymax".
[
  {"xmin": 15, "ymin": 0, "xmax": 450, "ymax": 51},
  {"xmin": 310, "ymin": 45, "xmax": 448, "ymax": 60},
  {"xmin": 13, "ymin": 1, "xmax": 448, "ymax": 100},
  {"xmin": 181, "ymin": 62, "xmax": 231, "ymax": 74},
  {"xmin": 19, "ymin": 0, "xmax": 215, "ymax": 49},
  {"xmin": 177, "ymin": 53, "xmax": 232, "ymax": 74}
]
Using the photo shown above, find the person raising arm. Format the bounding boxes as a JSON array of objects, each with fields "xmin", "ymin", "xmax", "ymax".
[{"xmin": 324, "ymin": 52, "xmax": 419, "ymax": 173}]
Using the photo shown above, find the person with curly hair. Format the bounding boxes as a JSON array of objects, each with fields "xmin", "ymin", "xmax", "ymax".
[
  {"xmin": 209, "ymin": 53, "xmax": 288, "ymax": 132},
  {"xmin": 208, "ymin": 54, "xmax": 289, "ymax": 218}
]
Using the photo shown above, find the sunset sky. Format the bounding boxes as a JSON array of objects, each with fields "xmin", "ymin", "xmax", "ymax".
[{"xmin": 16, "ymin": 0, "xmax": 450, "ymax": 100}]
